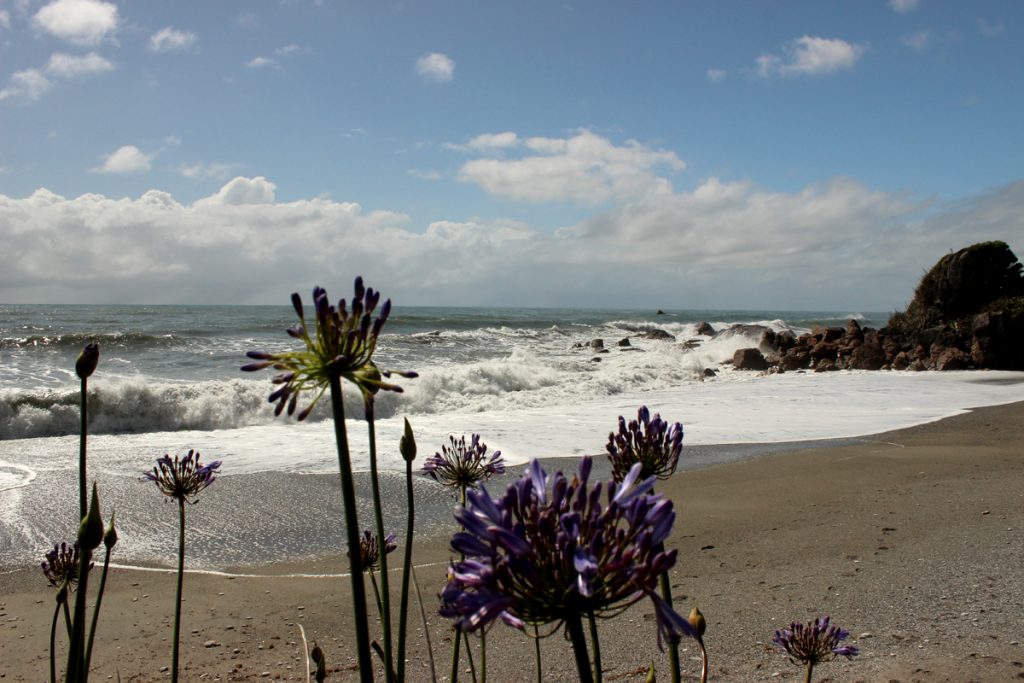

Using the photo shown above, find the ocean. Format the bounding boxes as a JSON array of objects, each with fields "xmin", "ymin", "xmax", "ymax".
[{"xmin": 3, "ymin": 302, "xmax": 1024, "ymax": 569}]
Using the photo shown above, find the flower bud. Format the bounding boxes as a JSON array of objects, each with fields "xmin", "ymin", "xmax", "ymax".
[
  {"xmin": 400, "ymin": 418, "xmax": 416, "ymax": 462},
  {"xmin": 689, "ymin": 606, "xmax": 706, "ymax": 639},
  {"xmin": 310, "ymin": 643, "xmax": 326, "ymax": 683},
  {"xmin": 644, "ymin": 661, "xmax": 657, "ymax": 683},
  {"xmin": 76, "ymin": 342, "xmax": 99, "ymax": 379},
  {"xmin": 104, "ymin": 510, "xmax": 118, "ymax": 549},
  {"xmin": 78, "ymin": 482, "xmax": 104, "ymax": 551}
]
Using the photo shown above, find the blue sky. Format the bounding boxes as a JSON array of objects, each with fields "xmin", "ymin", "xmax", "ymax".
[{"xmin": 1, "ymin": 0, "xmax": 1022, "ymax": 310}]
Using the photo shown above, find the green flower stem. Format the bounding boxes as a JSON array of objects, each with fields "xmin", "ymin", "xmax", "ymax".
[
  {"xmin": 79, "ymin": 377, "xmax": 88, "ymax": 521},
  {"xmin": 804, "ymin": 661, "xmax": 815, "ymax": 683},
  {"xmin": 410, "ymin": 567, "xmax": 438, "ymax": 683},
  {"xmin": 84, "ymin": 543, "xmax": 113, "ymax": 674},
  {"xmin": 464, "ymin": 631, "xmax": 477, "ymax": 683},
  {"xmin": 587, "ymin": 612, "xmax": 602, "ymax": 683},
  {"xmin": 63, "ymin": 600, "xmax": 72, "ymax": 638},
  {"xmin": 449, "ymin": 485, "xmax": 469, "ymax": 683},
  {"xmin": 698, "ymin": 638, "xmax": 708, "ymax": 683},
  {"xmin": 364, "ymin": 400, "xmax": 394, "ymax": 682},
  {"xmin": 480, "ymin": 630, "xmax": 486, "ymax": 683},
  {"xmin": 565, "ymin": 612, "xmax": 595, "ymax": 683},
  {"xmin": 50, "ymin": 599, "xmax": 61, "ymax": 683},
  {"xmin": 369, "ymin": 571, "xmax": 383, "ymax": 616},
  {"xmin": 328, "ymin": 374, "xmax": 374, "ymax": 683},
  {"xmin": 171, "ymin": 497, "xmax": 186, "ymax": 683},
  {"xmin": 66, "ymin": 546, "xmax": 93, "ymax": 681},
  {"xmin": 533, "ymin": 625, "xmax": 542, "ymax": 683},
  {"xmin": 657, "ymin": 567, "xmax": 681, "ymax": 683},
  {"xmin": 396, "ymin": 455, "xmax": 415, "ymax": 682}
]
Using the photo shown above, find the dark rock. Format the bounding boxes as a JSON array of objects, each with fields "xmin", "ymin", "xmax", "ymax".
[
  {"xmin": 933, "ymin": 347, "xmax": 969, "ymax": 371},
  {"xmin": 811, "ymin": 326, "xmax": 845, "ymax": 343},
  {"xmin": 846, "ymin": 319, "xmax": 864, "ymax": 341},
  {"xmin": 814, "ymin": 358, "xmax": 837, "ymax": 372},
  {"xmin": 695, "ymin": 321, "xmax": 716, "ymax": 336},
  {"xmin": 891, "ymin": 351, "xmax": 911, "ymax": 371},
  {"xmin": 908, "ymin": 359, "xmax": 928, "ymax": 371},
  {"xmin": 682, "ymin": 339, "xmax": 702, "ymax": 349},
  {"xmin": 590, "ymin": 339, "xmax": 605, "ymax": 349},
  {"xmin": 703, "ymin": 367, "xmax": 718, "ymax": 378},
  {"xmin": 848, "ymin": 341, "xmax": 886, "ymax": 371},
  {"xmin": 617, "ymin": 337, "xmax": 631, "ymax": 347},
  {"xmin": 733, "ymin": 347, "xmax": 769, "ymax": 371},
  {"xmin": 595, "ymin": 348, "xmax": 609, "ymax": 354},
  {"xmin": 809, "ymin": 340, "xmax": 838, "ymax": 362},
  {"xmin": 780, "ymin": 349, "xmax": 811, "ymax": 371},
  {"xmin": 759, "ymin": 329, "xmax": 778, "ymax": 351},
  {"xmin": 656, "ymin": 309, "xmax": 666, "ymax": 315},
  {"xmin": 640, "ymin": 329, "xmax": 675, "ymax": 341},
  {"xmin": 774, "ymin": 330, "xmax": 798, "ymax": 351}
]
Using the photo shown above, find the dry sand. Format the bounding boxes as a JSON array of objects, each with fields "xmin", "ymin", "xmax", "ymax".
[{"xmin": 2, "ymin": 401, "xmax": 1023, "ymax": 682}]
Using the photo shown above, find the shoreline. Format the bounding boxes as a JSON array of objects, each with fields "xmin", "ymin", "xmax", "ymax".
[{"xmin": 2, "ymin": 401, "xmax": 1023, "ymax": 681}]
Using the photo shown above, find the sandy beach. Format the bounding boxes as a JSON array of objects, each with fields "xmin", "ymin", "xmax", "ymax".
[{"xmin": 2, "ymin": 401, "xmax": 1022, "ymax": 682}]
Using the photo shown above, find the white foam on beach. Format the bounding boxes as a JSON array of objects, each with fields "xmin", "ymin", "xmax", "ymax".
[{"xmin": 5, "ymin": 369, "xmax": 1021, "ymax": 478}]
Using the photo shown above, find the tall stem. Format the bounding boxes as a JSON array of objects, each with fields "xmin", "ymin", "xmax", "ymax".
[
  {"xmin": 698, "ymin": 640, "xmax": 708, "ymax": 683},
  {"xmin": 79, "ymin": 377, "xmax": 87, "ymax": 520},
  {"xmin": 587, "ymin": 612, "xmax": 602, "ymax": 683},
  {"xmin": 657, "ymin": 567, "xmax": 681, "ymax": 683},
  {"xmin": 533, "ymin": 625, "xmax": 542, "ymax": 683},
  {"xmin": 396, "ymin": 455, "xmax": 415, "ymax": 682},
  {"xmin": 66, "ymin": 546, "xmax": 92, "ymax": 681},
  {"xmin": 449, "ymin": 485, "xmax": 469, "ymax": 683},
  {"xmin": 565, "ymin": 613, "xmax": 594, "ymax": 683},
  {"xmin": 85, "ymin": 544, "xmax": 113, "ymax": 674},
  {"xmin": 804, "ymin": 661, "xmax": 814, "ymax": 683},
  {"xmin": 480, "ymin": 630, "xmax": 486, "ymax": 683},
  {"xmin": 50, "ymin": 600, "xmax": 61, "ymax": 683},
  {"xmin": 171, "ymin": 498, "xmax": 186, "ymax": 683},
  {"xmin": 365, "ymin": 401, "xmax": 394, "ymax": 682},
  {"xmin": 328, "ymin": 374, "xmax": 374, "ymax": 682}
]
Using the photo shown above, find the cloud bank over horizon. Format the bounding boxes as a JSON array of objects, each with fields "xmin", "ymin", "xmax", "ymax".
[{"xmin": 3, "ymin": 162, "xmax": 1021, "ymax": 311}]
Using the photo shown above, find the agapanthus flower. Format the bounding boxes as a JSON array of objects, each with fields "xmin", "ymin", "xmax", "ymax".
[
  {"xmin": 422, "ymin": 434, "xmax": 505, "ymax": 491},
  {"xmin": 440, "ymin": 456, "xmax": 695, "ymax": 646},
  {"xmin": 773, "ymin": 616, "xmax": 859, "ymax": 667},
  {"xmin": 353, "ymin": 530, "xmax": 397, "ymax": 572},
  {"xmin": 144, "ymin": 450, "xmax": 221, "ymax": 503},
  {"xmin": 76, "ymin": 342, "xmax": 99, "ymax": 380},
  {"xmin": 242, "ymin": 278, "xmax": 417, "ymax": 420},
  {"xmin": 605, "ymin": 406, "xmax": 684, "ymax": 483},
  {"xmin": 41, "ymin": 541, "xmax": 81, "ymax": 590}
]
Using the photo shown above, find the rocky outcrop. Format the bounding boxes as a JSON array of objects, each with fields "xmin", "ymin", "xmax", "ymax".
[
  {"xmin": 731, "ymin": 242, "xmax": 1024, "ymax": 373},
  {"xmin": 733, "ymin": 348, "xmax": 769, "ymax": 371}
]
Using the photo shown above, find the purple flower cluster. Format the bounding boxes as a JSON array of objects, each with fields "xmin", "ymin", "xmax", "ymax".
[
  {"xmin": 356, "ymin": 530, "xmax": 397, "ymax": 572},
  {"xmin": 422, "ymin": 434, "xmax": 505, "ymax": 491},
  {"xmin": 144, "ymin": 450, "xmax": 221, "ymax": 503},
  {"xmin": 242, "ymin": 278, "xmax": 416, "ymax": 419},
  {"xmin": 773, "ymin": 616, "xmax": 859, "ymax": 666},
  {"xmin": 440, "ymin": 457, "xmax": 693, "ymax": 645},
  {"xmin": 41, "ymin": 541, "xmax": 81, "ymax": 590},
  {"xmin": 606, "ymin": 406, "xmax": 684, "ymax": 483}
]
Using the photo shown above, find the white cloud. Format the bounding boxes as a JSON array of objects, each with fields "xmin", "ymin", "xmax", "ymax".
[
  {"xmin": 0, "ymin": 177, "xmax": 1021, "ymax": 308},
  {"xmin": 246, "ymin": 56, "xmax": 278, "ymax": 69},
  {"xmin": 415, "ymin": 52, "xmax": 455, "ymax": 83},
  {"xmin": 0, "ymin": 68, "xmax": 53, "ymax": 102},
  {"xmin": 757, "ymin": 36, "xmax": 865, "ymax": 77},
  {"xmin": 0, "ymin": 10, "xmax": 10, "ymax": 30},
  {"xmin": 889, "ymin": 0, "xmax": 919, "ymax": 13},
  {"xmin": 33, "ymin": 0, "xmax": 118, "ymax": 46},
  {"xmin": 407, "ymin": 169, "xmax": 442, "ymax": 181},
  {"xmin": 458, "ymin": 130, "xmax": 684, "ymax": 205},
  {"xmin": 706, "ymin": 67, "xmax": 727, "ymax": 82},
  {"xmin": 179, "ymin": 162, "xmax": 241, "ymax": 181},
  {"xmin": 978, "ymin": 18, "xmax": 1005, "ymax": 37},
  {"xmin": 901, "ymin": 29, "xmax": 931, "ymax": 50},
  {"xmin": 93, "ymin": 145, "xmax": 152, "ymax": 174},
  {"xmin": 149, "ymin": 27, "xmax": 197, "ymax": 53},
  {"xmin": 468, "ymin": 132, "xmax": 519, "ymax": 150},
  {"xmin": 275, "ymin": 44, "xmax": 305, "ymax": 56},
  {"xmin": 46, "ymin": 51, "xmax": 113, "ymax": 77}
]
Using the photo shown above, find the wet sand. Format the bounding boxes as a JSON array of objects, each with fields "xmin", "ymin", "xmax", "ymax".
[{"xmin": 2, "ymin": 402, "xmax": 1023, "ymax": 681}]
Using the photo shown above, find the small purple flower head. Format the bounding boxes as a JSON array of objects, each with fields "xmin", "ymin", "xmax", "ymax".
[
  {"xmin": 41, "ymin": 541, "xmax": 81, "ymax": 592},
  {"xmin": 773, "ymin": 616, "xmax": 859, "ymax": 667},
  {"xmin": 241, "ymin": 278, "xmax": 417, "ymax": 420},
  {"xmin": 144, "ymin": 449, "xmax": 221, "ymax": 503},
  {"xmin": 422, "ymin": 434, "xmax": 505, "ymax": 491},
  {"xmin": 440, "ymin": 456, "xmax": 695, "ymax": 647},
  {"xmin": 76, "ymin": 342, "xmax": 99, "ymax": 380},
  {"xmin": 606, "ymin": 406, "xmax": 684, "ymax": 483},
  {"xmin": 352, "ymin": 530, "xmax": 397, "ymax": 572}
]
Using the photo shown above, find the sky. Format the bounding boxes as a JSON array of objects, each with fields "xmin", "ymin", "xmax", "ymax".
[{"xmin": 0, "ymin": 0, "xmax": 1022, "ymax": 311}]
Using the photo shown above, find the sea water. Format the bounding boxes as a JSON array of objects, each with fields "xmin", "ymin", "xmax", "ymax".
[{"xmin": 3, "ymin": 302, "xmax": 1024, "ymax": 569}]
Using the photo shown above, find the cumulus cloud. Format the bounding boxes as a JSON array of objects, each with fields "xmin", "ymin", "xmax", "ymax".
[
  {"xmin": 706, "ymin": 67, "xmax": 727, "ymax": 82},
  {"xmin": 415, "ymin": 52, "xmax": 455, "ymax": 82},
  {"xmin": 0, "ymin": 69, "xmax": 53, "ymax": 102},
  {"xmin": 889, "ymin": 0, "xmax": 919, "ymax": 13},
  {"xmin": 149, "ymin": 27, "xmax": 197, "ymax": 52},
  {"xmin": 457, "ymin": 129, "xmax": 685, "ymax": 205},
  {"xmin": 246, "ymin": 56, "xmax": 278, "ymax": 69},
  {"xmin": 46, "ymin": 51, "xmax": 114, "ymax": 77},
  {"xmin": 33, "ymin": 0, "xmax": 118, "ymax": 46},
  {"xmin": 93, "ymin": 145, "xmax": 152, "ymax": 174},
  {"xmin": 756, "ymin": 36, "xmax": 865, "ymax": 77},
  {"xmin": 0, "ymin": 176, "xmax": 1021, "ymax": 308}
]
